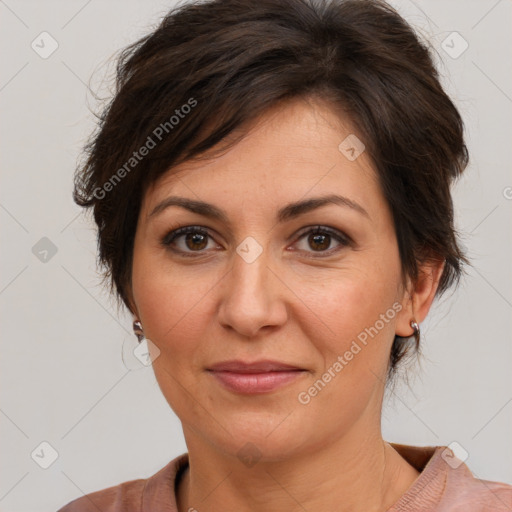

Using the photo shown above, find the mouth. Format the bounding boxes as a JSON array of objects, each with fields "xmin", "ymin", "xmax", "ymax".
[{"xmin": 206, "ymin": 359, "xmax": 307, "ymax": 394}]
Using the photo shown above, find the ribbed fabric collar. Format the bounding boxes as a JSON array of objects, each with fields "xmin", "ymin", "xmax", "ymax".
[{"xmin": 141, "ymin": 444, "xmax": 460, "ymax": 511}]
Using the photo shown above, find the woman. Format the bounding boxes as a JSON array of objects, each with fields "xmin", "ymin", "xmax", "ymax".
[{"xmin": 58, "ymin": 0, "xmax": 512, "ymax": 510}]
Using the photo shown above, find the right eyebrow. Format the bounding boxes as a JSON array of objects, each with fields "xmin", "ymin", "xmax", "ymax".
[{"xmin": 149, "ymin": 196, "xmax": 229, "ymax": 224}]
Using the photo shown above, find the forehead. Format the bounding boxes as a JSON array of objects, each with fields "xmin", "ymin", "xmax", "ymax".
[{"xmin": 141, "ymin": 97, "xmax": 383, "ymax": 218}]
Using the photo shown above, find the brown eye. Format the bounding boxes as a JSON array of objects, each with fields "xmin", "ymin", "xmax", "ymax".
[
  {"xmin": 184, "ymin": 232, "xmax": 208, "ymax": 251},
  {"xmin": 162, "ymin": 226, "xmax": 218, "ymax": 254},
  {"xmin": 308, "ymin": 232, "xmax": 331, "ymax": 251},
  {"xmin": 293, "ymin": 226, "xmax": 351, "ymax": 256}
]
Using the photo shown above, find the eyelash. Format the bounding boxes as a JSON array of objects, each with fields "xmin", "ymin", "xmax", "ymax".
[{"xmin": 161, "ymin": 225, "xmax": 352, "ymax": 258}]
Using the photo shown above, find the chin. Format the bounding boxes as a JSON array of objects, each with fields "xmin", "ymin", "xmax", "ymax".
[{"xmin": 200, "ymin": 412, "xmax": 317, "ymax": 461}]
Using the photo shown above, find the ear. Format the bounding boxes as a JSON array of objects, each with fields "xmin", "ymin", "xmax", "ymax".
[
  {"xmin": 125, "ymin": 286, "xmax": 140, "ymax": 320},
  {"xmin": 395, "ymin": 259, "xmax": 445, "ymax": 337}
]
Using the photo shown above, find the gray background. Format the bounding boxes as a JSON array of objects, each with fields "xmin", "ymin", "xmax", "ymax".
[{"xmin": 0, "ymin": 0, "xmax": 511, "ymax": 510}]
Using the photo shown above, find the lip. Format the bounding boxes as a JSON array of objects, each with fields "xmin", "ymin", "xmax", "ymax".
[
  {"xmin": 207, "ymin": 359, "xmax": 304, "ymax": 373},
  {"xmin": 206, "ymin": 359, "xmax": 306, "ymax": 394}
]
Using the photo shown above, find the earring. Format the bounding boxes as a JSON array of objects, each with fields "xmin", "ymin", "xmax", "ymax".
[
  {"xmin": 410, "ymin": 320, "xmax": 420, "ymax": 337},
  {"xmin": 133, "ymin": 320, "xmax": 145, "ymax": 343}
]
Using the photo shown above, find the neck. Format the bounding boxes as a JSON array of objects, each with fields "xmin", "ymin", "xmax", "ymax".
[{"xmin": 176, "ymin": 428, "xmax": 420, "ymax": 512}]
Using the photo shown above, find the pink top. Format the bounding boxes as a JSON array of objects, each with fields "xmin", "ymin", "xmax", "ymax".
[{"xmin": 58, "ymin": 443, "xmax": 512, "ymax": 511}]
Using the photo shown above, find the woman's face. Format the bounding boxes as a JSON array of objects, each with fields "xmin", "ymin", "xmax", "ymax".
[{"xmin": 131, "ymin": 97, "xmax": 415, "ymax": 460}]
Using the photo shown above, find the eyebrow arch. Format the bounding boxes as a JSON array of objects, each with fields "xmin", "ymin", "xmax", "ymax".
[
  {"xmin": 277, "ymin": 194, "xmax": 369, "ymax": 222},
  {"xmin": 149, "ymin": 194, "xmax": 369, "ymax": 223}
]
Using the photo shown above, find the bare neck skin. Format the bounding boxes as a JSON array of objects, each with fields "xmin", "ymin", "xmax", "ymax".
[{"xmin": 176, "ymin": 408, "xmax": 420, "ymax": 512}]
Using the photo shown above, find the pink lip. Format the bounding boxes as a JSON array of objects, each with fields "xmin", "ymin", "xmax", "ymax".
[
  {"xmin": 207, "ymin": 359, "xmax": 304, "ymax": 372},
  {"xmin": 206, "ymin": 360, "xmax": 306, "ymax": 394}
]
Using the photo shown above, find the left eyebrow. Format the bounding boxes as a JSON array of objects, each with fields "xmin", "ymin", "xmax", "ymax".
[
  {"xmin": 148, "ymin": 193, "xmax": 370, "ymax": 223},
  {"xmin": 276, "ymin": 194, "xmax": 370, "ymax": 222}
]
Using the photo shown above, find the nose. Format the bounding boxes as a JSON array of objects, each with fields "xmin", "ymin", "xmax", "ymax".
[{"xmin": 217, "ymin": 245, "xmax": 288, "ymax": 338}]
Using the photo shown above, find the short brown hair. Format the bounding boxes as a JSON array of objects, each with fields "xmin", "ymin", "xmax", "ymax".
[{"xmin": 74, "ymin": 0, "xmax": 469, "ymax": 382}]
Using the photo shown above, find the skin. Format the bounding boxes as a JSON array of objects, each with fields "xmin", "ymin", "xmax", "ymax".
[{"xmin": 129, "ymin": 96, "xmax": 444, "ymax": 512}]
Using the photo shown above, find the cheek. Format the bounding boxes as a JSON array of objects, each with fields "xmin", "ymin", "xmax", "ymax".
[
  {"xmin": 290, "ymin": 272, "xmax": 400, "ymax": 431},
  {"xmin": 130, "ymin": 251, "xmax": 233, "ymax": 395},
  {"xmin": 131, "ymin": 237, "xmax": 213, "ymax": 325},
  {"xmin": 132, "ymin": 264, "xmax": 216, "ymax": 350},
  {"xmin": 131, "ymin": 257, "xmax": 219, "ymax": 416},
  {"xmin": 289, "ymin": 257, "xmax": 401, "ymax": 376}
]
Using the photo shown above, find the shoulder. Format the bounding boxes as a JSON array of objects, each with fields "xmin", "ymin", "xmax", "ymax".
[
  {"xmin": 389, "ymin": 444, "xmax": 512, "ymax": 511},
  {"xmin": 449, "ymin": 477, "xmax": 512, "ymax": 511},
  {"xmin": 439, "ymin": 449, "xmax": 512, "ymax": 511},
  {"xmin": 57, "ymin": 453, "xmax": 189, "ymax": 512},
  {"xmin": 56, "ymin": 477, "xmax": 146, "ymax": 512}
]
